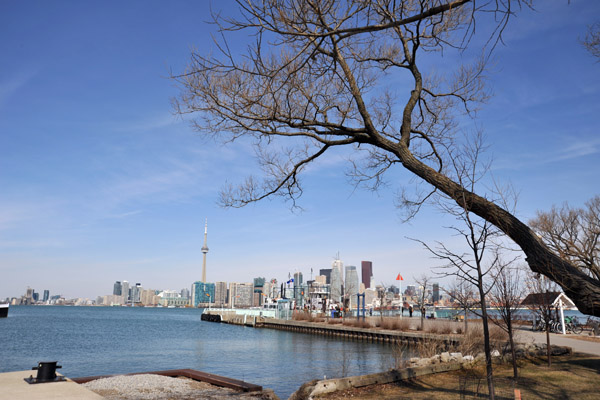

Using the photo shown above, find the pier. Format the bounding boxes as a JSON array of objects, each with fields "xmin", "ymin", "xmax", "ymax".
[{"xmin": 202, "ymin": 309, "xmax": 461, "ymax": 347}]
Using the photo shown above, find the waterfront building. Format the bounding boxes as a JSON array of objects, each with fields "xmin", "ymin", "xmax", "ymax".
[
  {"xmin": 42, "ymin": 290, "xmax": 49, "ymax": 302},
  {"xmin": 113, "ymin": 281, "xmax": 122, "ymax": 296},
  {"xmin": 345, "ymin": 265, "xmax": 359, "ymax": 309},
  {"xmin": 180, "ymin": 288, "xmax": 190, "ymax": 299},
  {"xmin": 229, "ymin": 282, "xmax": 253, "ymax": 308},
  {"xmin": 99, "ymin": 294, "xmax": 126, "ymax": 306},
  {"xmin": 140, "ymin": 289, "xmax": 157, "ymax": 306},
  {"xmin": 122, "ymin": 281, "xmax": 130, "ymax": 301},
  {"xmin": 319, "ymin": 268, "xmax": 332, "ymax": 284},
  {"xmin": 192, "ymin": 282, "xmax": 215, "ymax": 307},
  {"xmin": 214, "ymin": 281, "xmax": 228, "ymax": 307},
  {"xmin": 25, "ymin": 287, "xmax": 34, "ymax": 305},
  {"xmin": 361, "ymin": 261, "xmax": 373, "ymax": 289},
  {"xmin": 130, "ymin": 283, "xmax": 142, "ymax": 304}
]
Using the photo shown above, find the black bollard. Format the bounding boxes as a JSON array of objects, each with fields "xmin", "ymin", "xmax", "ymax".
[{"xmin": 24, "ymin": 361, "xmax": 66, "ymax": 384}]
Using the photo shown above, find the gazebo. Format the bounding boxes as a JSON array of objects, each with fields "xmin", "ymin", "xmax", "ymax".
[{"xmin": 521, "ymin": 292, "xmax": 577, "ymax": 334}]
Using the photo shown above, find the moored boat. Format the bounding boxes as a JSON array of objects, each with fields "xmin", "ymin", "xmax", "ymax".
[{"xmin": 0, "ymin": 303, "xmax": 8, "ymax": 318}]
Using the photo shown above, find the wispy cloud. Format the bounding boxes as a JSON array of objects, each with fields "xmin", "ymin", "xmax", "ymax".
[
  {"xmin": 0, "ymin": 70, "xmax": 38, "ymax": 107},
  {"xmin": 494, "ymin": 137, "xmax": 600, "ymax": 171},
  {"xmin": 115, "ymin": 113, "xmax": 179, "ymax": 132},
  {"xmin": 554, "ymin": 139, "xmax": 600, "ymax": 161}
]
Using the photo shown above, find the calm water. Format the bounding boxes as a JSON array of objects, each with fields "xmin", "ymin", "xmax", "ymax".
[{"xmin": 0, "ymin": 306, "xmax": 397, "ymax": 398}]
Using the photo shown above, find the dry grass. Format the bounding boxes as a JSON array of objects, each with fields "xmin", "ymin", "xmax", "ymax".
[
  {"xmin": 374, "ymin": 317, "xmax": 413, "ymax": 331},
  {"xmin": 342, "ymin": 319, "xmax": 372, "ymax": 329},
  {"xmin": 316, "ymin": 353, "xmax": 600, "ymax": 399},
  {"xmin": 292, "ymin": 311, "xmax": 324, "ymax": 323}
]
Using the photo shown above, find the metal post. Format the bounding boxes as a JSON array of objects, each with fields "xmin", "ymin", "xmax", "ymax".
[{"xmin": 559, "ymin": 298, "xmax": 566, "ymax": 335}]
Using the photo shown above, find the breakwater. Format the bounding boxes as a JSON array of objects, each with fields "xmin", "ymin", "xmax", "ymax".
[{"xmin": 202, "ymin": 310, "xmax": 461, "ymax": 348}]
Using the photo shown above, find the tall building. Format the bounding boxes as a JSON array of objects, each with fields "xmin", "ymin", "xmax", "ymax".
[
  {"xmin": 214, "ymin": 281, "xmax": 228, "ymax": 306},
  {"xmin": 229, "ymin": 282, "xmax": 253, "ymax": 308},
  {"xmin": 42, "ymin": 290, "xmax": 49, "ymax": 302},
  {"xmin": 433, "ymin": 283, "xmax": 440, "ymax": 303},
  {"xmin": 113, "ymin": 281, "xmax": 122, "ymax": 296},
  {"xmin": 192, "ymin": 281, "xmax": 215, "ymax": 307},
  {"xmin": 180, "ymin": 288, "xmax": 190, "ymax": 299},
  {"xmin": 330, "ymin": 258, "xmax": 344, "ymax": 304},
  {"xmin": 345, "ymin": 266, "xmax": 359, "ymax": 308},
  {"xmin": 131, "ymin": 283, "xmax": 142, "ymax": 303},
  {"xmin": 122, "ymin": 281, "xmax": 130, "ymax": 301},
  {"xmin": 319, "ymin": 268, "xmax": 332, "ymax": 284},
  {"xmin": 201, "ymin": 219, "xmax": 209, "ymax": 283},
  {"xmin": 26, "ymin": 287, "xmax": 34, "ymax": 304},
  {"xmin": 361, "ymin": 261, "xmax": 373, "ymax": 289},
  {"xmin": 294, "ymin": 272, "xmax": 303, "ymax": 287}
]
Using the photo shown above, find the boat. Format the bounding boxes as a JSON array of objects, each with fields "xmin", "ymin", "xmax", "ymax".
[{"xmin": 0, "ymin": 303, "xmax": 8, "ymax": 318}]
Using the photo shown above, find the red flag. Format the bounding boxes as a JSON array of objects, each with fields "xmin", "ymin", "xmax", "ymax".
[{"xmin": 396, "ymin": 273, "xmax": 404, "ymax": 281}]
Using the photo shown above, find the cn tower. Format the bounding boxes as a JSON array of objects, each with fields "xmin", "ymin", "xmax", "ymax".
[{"xmin": 201, "ymin": 219, "xmax": 209, "ymax": 283}]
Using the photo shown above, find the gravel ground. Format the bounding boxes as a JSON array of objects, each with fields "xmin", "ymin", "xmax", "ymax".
[{"xmin": 82, "ymin": 374, "xmax": 278, "ymax": 400}]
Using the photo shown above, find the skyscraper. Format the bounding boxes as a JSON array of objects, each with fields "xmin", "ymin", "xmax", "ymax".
[
  {"xmin": 42, "ymin": 290, "xmax": 49, "ymax": 302},
  {"xmin": 215, "ymin": 281, "xmax": 228, "ymax": 306},
  {"xmin": 122, "ymin": 281, "xmax": 130, "ymax": 302},
  {"xmin": 330, "ymin": 258, "xmax": 344, "ymax": 303},
  {"xmin": 113, "ymin": 281, "xmax": 122, "ymax": 296},
  {"xmin": 201, "ymin": 219, "xmax": 209, "ymax": 283},
  {"xmin": 192, "ymin": 281, "xmax": 215, "ymax": 307},
  {"xmin": 294, "ymin": 272, "xmax": 303, "ymax": 287},
  {"xmin": 345, "ymin": 266, "xmax": 359, "ymax": 308},
  {"xmin": 433, "ymin": 283, "xmax": 440, "ymax": 303},
  {"xmin": 319, "ymin": 268, "xmax": 332, "ymax": 284},
  {"xmin": 361, "ymin": 261, "xmax": 373, "ymax": 289}
]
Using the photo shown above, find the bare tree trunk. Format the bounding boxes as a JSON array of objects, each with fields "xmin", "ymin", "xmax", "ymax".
[
  {"xmin": 546, "ymin": 324, "xmax": 552, "ymax": 368},
  {"xmin": 507, "ymin": 318, "xmax": 518, "ymax": 380},
  {"xmin": 394, "ymin": 146, "xmax": 600, "ymax": 316},
  {"xmin": 478, "ymin": 283, "xmax": 495, "ymax": 399}
]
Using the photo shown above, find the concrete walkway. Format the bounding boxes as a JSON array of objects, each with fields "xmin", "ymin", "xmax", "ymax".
[
  {"xmin": 516, "ymin": 327, "xmax": 600, "ymax": 356},
  {"xmin": 0, "ymin": 371, "xmax": 105, "ymax": 400}
]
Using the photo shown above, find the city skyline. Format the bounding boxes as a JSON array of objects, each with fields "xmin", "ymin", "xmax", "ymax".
[{"xmin": 1, "ymin": 2, "xmax": 599, "ymax": 299}]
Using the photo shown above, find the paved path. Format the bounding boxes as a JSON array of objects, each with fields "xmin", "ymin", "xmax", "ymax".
[{"xmin": 516, "ymin": 327, "xmax": 600, "ymax": 356}]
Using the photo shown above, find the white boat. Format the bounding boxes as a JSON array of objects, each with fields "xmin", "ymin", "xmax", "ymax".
[{"xmin": 0, "ymin": 303, "xmax": 8, "ymax": 318}]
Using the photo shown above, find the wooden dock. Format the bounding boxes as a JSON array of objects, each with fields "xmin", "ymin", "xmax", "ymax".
[{"xmin": 71, "ymin": 368, "xmax": 263, "ymax": 392}]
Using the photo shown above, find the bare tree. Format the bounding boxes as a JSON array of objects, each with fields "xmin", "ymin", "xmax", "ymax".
[
  {"xmin": 419, "ymin": 212, "xmax": 501, "ymax": 398},
  {"xmin": 524, "ymin": 272, "xmax": 560, "ymax": 368},
  {"xmin": 582, "ymin": 22, "xmax": 600, "ymax": 60},
  {"xmin": 488, "ymin": 261, "xmax": 526, "ymax": 380},
  {"xmin": 530, "ymin": 195, "xmax": 600, "ymax": 281},
  {"xmin": 446, "ymin": 278, "xmax": 475, "ymax": 333},
  {"xmin": 414, "ymin": 274, "xmax": 430, "ymax": 331},
  {"xmin": 173, "ymin": 0, "xmax": 600, "ymax": 316}
]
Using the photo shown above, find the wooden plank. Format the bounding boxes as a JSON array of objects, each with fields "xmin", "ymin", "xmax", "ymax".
[{"xmin": 70, "ymin": 369, "xmax": 262, "ymax": 392}]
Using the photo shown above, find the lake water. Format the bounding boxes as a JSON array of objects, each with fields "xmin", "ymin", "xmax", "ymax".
[{"xmin": 0, "ymin": 306, "xmax": 398, "ymax": 398}]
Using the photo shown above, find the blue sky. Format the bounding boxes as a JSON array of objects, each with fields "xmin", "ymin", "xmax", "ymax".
[{"xmin": 1, "ymin": 1, "xmax": 599, "ymax": 299}]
